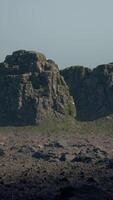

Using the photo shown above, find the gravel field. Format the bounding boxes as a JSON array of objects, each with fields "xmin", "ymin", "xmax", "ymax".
[{"xmin": 0, "ymin": 129, "xmax": 113, "ymax": 200}]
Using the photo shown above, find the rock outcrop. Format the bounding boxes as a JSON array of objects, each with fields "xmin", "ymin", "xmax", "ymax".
[
  {"xmin": 0, "ymin": 50, "xmax": 75, "ymax": 125},
  {"xmin": 61, "ymin": 64, "xmax": 113, "ymax": 121}
]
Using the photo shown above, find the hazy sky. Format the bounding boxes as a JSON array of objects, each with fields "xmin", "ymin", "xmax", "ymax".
[{"xmin": 0, "ymin": 0, "xmax": 113, "ymax": 69}]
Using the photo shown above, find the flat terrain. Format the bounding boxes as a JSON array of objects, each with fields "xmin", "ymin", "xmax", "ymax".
[{"xmin": 0, "ymin": 119, "xmax": 113, "ymax": 200}]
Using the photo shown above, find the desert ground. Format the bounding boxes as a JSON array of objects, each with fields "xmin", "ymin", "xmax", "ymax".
[{"xmin": 0, "ymin": 121, "xmax": 113, "ymax": 200}]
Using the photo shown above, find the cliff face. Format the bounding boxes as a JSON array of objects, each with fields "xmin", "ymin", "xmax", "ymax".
[
  {"xmin": 1, "ymin": 50, "xmax": 113, "ymax": 124},
  {"xmin": 0, "ymin": 50, "xmax": 75, "ymax": 125},
  {"xmin": 61, "ymin": 64, "xmax": 113, "ymax": 121}
]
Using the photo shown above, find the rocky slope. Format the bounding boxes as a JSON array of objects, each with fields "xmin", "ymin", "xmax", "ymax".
[
  {"xmin": 0, "ymin": 50, "xmax": 75, "ymax": 125},
  {"xmin": 61, "ymin": 63, "xmax": 113, "ymax": 121}
]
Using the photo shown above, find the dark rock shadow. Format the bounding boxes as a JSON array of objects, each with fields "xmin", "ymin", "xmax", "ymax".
[
  {"xmin": 60, "ymin": 64, "xmax": 113, "ymax": 121},
  {"xmin": 0, "ymin": 164, "xmax": 113, "ymax": 200}
]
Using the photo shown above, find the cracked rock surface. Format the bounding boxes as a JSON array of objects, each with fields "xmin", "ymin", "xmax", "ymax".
[{"xmin": 0, "ymin": 50, "xmax": 75, "ymax": 125}]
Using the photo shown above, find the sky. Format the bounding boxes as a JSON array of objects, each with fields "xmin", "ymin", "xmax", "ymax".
[{"xmin": 0, "ymin": 0, "xmax": 113, "ymax": 69}]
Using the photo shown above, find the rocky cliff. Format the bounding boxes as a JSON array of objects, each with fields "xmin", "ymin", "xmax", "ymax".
[
  {"xmin": 61, "ymin": 64, "xmax": 113, "ymax": 121},
  {"xmin": 0, "ymin": 50, "xmax": 75, "ymax": 125}
]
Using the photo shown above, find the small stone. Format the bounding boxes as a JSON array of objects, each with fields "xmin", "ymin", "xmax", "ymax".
[
  {"xmin": 0, "ymin": 148, "xmax": 5, "ymax": 157},
  {"xmin": 32, "ymin": 151, "xmax": 50, "ymax": 160}
]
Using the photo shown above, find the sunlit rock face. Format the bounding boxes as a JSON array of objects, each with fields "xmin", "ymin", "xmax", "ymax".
[{"xmin": 0, "ymin": 50, "xmax": 75, "ymax": 125}]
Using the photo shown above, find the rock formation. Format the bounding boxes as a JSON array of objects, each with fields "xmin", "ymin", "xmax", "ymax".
[
  {"xmin": 0, "ymin": 50, "xmax": 75, "ymax": 125},
  {"xmin": 1, "ymin": 49, "xmax": 113, "ymax": 124},
  {"xmin": 61, "ymin": 63, "xmax": 113, "ymax": 121}
]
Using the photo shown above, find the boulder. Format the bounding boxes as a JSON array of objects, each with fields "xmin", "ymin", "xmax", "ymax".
[{"xmin": 0, "ymin": 50, "xmax": 75, "ymax": 125}]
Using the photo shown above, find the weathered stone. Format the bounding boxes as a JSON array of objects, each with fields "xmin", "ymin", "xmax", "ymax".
[
  {"xmin": 61, "ymin": 63, "xmax": 113, "ymax": 120},
  {"xmin": 0, "ymin": 148, "xmax": 5, "ymax": 157},
  {"xmin": 32, "ymin": 151, "xmax": 51, "ymax": 160},
  {"xmin": 0, "ymin": 50, "xmax": 75, "ymax": 125},
  {"xmin": 59, "ymin": 153, "xmax": 75, "ymax": 162}
]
